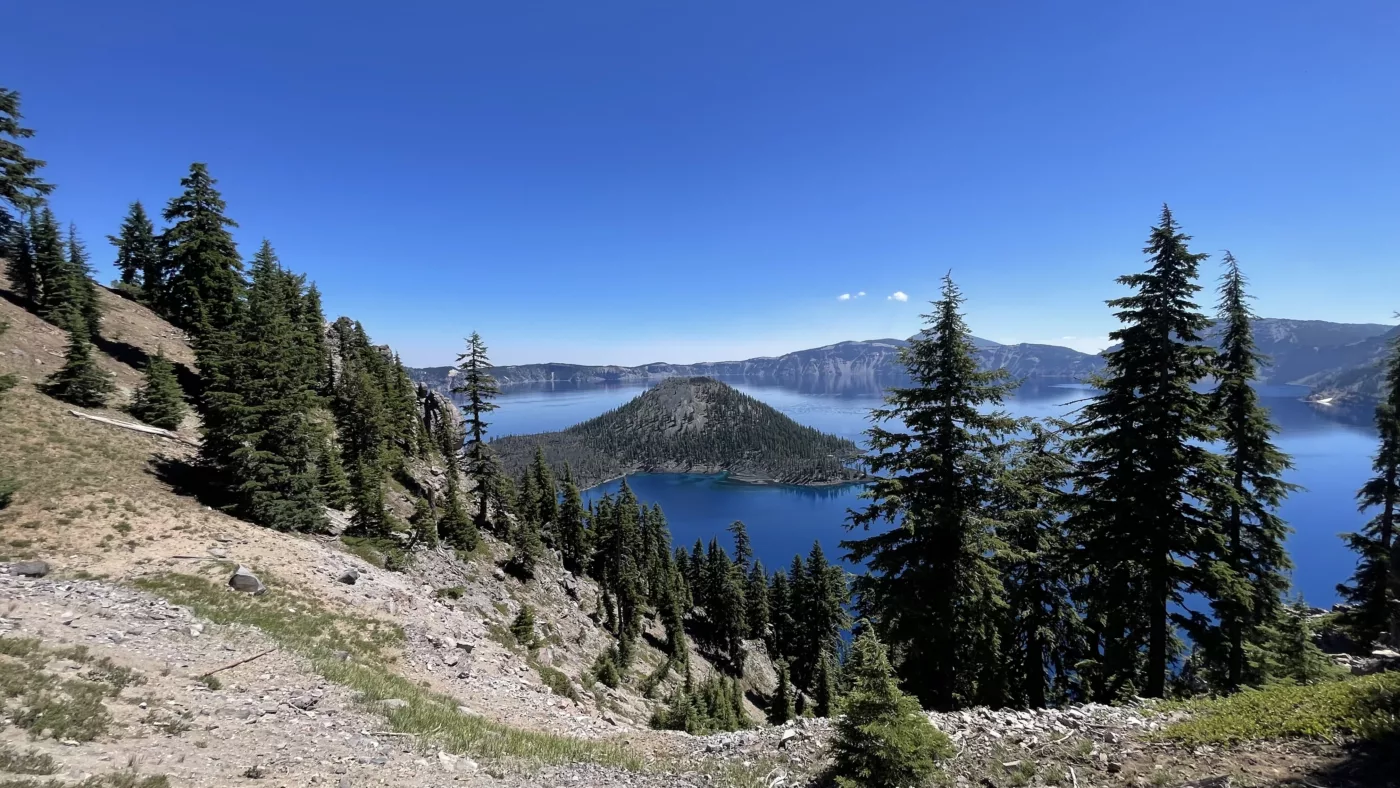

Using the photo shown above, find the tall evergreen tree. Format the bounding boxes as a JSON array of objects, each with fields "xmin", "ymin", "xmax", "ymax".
[
  {"xmin": 1202, "ymin": 252, "xmax": 1296, "ymax": 692},
  {"xmin": 43, "ymin": 326, "xmax": 112, "ymax": 407},
  {"xmin": 728, "ymin": 520, "xmax": 754, "ymax": 571},
  {"xmin": 1338, "ymin": 326, "xmax": 1400, "ymax": 647},
  {"xmin": 108, "ymin": 201, "xmax": 160, "ymax": 289},
  {"xmin": 161, "ymin": 163, "xmax": 244, "ymax": 334},
  {"xmin": 0, "ymin": 87, "xmax": 53, "ymax": 249},
  {"xmin": 130, "ymin": 348, "xmax": 187, "ymax": 430},
  {"xmin": 29, "ymin": 208, "xmax": 69, "ymax": 325},
  {"xmin": 5, "ymin": 219, "xmax": 38, "ymax": 307},
  {"xmin": 317, "ymin": 435, "xmax": 352, "ymax": 510},
  {"xmin": 745, "ymin": 560, "xmax": 770, "ymax": 641},
  {"xmin": 438, "ymin": 470, "xmax": 478, "ymax": 550},
  {"xmin": 812, "ymin": 649, "xmax": 838, "ymax": 717},
  {"xmin": 704, "ymin": 538, "xmax": 748, "ymax": 672},
  {"xmin": 558, "ymin": 464, "xmax": 589, "ymax": 573},
  {"xmin": 768, "ymin": 569, "xmax": 795, "ymax": 661},
  {"xmin": 64, "ymin": 224, "xmax": 101, "ymax": 338},
  {"xmin": 1067, "ymin": 206, "xmax": 1222, "ymax": 700},
  {"xmin": 843, "ymin": 274, "xmax": 1015, "ymax": 710},
  {"xmin": 531, "ymin": 445, "xmax": 558, "ymax": 532},
  {"xmin": 452, "ymin": 332, "xmax": 500, "ymax": 529},
  {"xmin": 794, "ymin": 541, "xmax": 851, "ymax": 691},
  {"xmin": 768, "ymin": 661, "xmax": 793, "ymax": 724},
  {"xmin": 990, "ymin": 421, "xmax": 1083, "ymax": 708}
]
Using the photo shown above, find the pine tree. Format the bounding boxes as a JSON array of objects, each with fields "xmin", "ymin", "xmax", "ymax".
[
  {"xmin": 4, "ymin": 219, "xmax": 38, "ymax": 307},
  {"xmin": 65, "ymin": 225, "xmax": 102, "ymax": 338},
  {"xmin": 517, "ymin": 466, "xmax": 540, "ymax": 526},
  {"xmin": 831, "ymin": 627, "xmax": 953, "ymax": 788},
  {"xmin": 609, "ymin": 481, "xmax": 645, "ymax": 662},
  {"xmin": 511, "ymin": 605, "xmax": 537, "ymax": 648},
  {"xmin": 452, "ymin": 332, "xmax": 500, "ymax": 530},
  {"xmin": 438, "ymin": 471, "xmax": 478, "ymax": 550},
  {"xmin": 990, "ymin": 421, "xmax": 1084, "ymax": 708},
  {"xmin": 768, "ymin": 661, "xmax": 793, "ymax": 724},
  {"xmin": 813, "ymin": 649, "xmax": 838, "ymax": 717},
  {"xmin": 794, "ymin": 542, "xmax": 851, "ymax": 692},
  {"xmin": 728, "ymin": 520, "xmax": 754, "ymax": 572},
  {"xmin": 108, "ymin": 201, "xmax": 160, "ymax": 289},
  {"xmin": 642, "ymin": 504, "xmax": 674, "ymax": 606},
  {"xmin": 662, "ymin": 565, "xmax": 691, "ymax": 665},
  {"xmin": 768, "ymin": 570, "xmax": 795, "ymax": 661},
  {"xmin": 843, "ymin": 274, "xmax": 1013, "ymax": 710},
  {"xmin": 704, "ymin": 538, "xmax": 747, "ymax": 672},
  {"xmin": 557, "ymin": 467, "xmax": 590, "ymax": 573},
  {"xmin": 745, "ymin": 560, "xmax": 770, "ymax": 641},
  {"xmin": 408, "ymin": 496, "xmax": 438, "ymax": 548},
  {"xmin": 531, "ymin": 445, "xmax": 558, "ymax": 533},
  {"xmin": 1067, "ymin": 206, "xmax": 1223, "ymax": 700},
  {"xmin": 0, "ymin": 87, "xmax": 53, "ymax": 241},
  {"xmin": 317, "ymin": 435, "xmax": 352, "ymax": 510},
  {"xmin": 130, "ymin": 348, "xmax": 187, "ymax": 429},
  {"xmin": 161, "ymin": 163, "xmax": 244, "ymax": 334},
  {"xmin": 1203, "ymin": 252, "xmax": 1296, "ymax": 692},
  {"xmin": 43, "ymin": 326, "xmax": 113, "ymax": 407},
  {"xmin": 29, "ymin": 208, "xmax": 69, "ymax": 325},
  {"xmin": 1267, "ymin": 597, "xmax": 1335, "ymax": 685},
  {"xmin": 507, "ymin": 510, "xmax": 545, "ymax": 580},
  {"xmin": 1338, "ymin": 326, "xmax": 1400, "ymax": 647}
]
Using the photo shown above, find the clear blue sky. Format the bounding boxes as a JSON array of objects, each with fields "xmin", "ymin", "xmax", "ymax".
[{"xmin": 9, "ymin": 1, "xmax": 1398, "ymax": 367}]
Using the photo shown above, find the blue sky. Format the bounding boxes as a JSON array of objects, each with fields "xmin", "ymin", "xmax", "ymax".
[{"xmin": 9, "ymin": 1, "xmax": 1398, "ymax": 367}]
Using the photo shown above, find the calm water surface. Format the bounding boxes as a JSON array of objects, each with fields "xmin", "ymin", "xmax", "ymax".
[{"xmin": 485, "ymin": 378, "xmax": 1377, "ymax": 607}]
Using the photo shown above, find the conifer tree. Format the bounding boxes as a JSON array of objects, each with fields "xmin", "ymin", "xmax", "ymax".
[
  {"xmin": 768, "ymin": 570, "xmax": 795, "ymax": 661},
  {"xmin": 408, "ymin": 496, "xmax": 438, "ymax": 548},
  {"xmin": 222, "ymin": 243, "xmax": 326, "ymax": 532},
  {"xmin": 662, "ymin": 566, "xmax": 691, "ymax": 665},
  {"xmin": 438, "ymin": 471, "xmax": 478, "ymax": 550},
  {"xmin": 794, "ymin": 542, "xmax": 851, "ymax": 691},
  {"xmin": 65, "ymin": 225, "xmax": 102, "ymax": 338},
  {"xmin": 507, "ymin": 509, "xmax": 545, "ymax": 580},
  {"xmin": 29, "ymin": 208, "xmax": 69, "ymax": 325},
  {"xmin": 1067, "ymin": 206, "xmax": 1222, "ymax": 700},
  {"xmin": 4, "ymin": 219, "xmax": 38, "ymax": 307},
  {"xmin": 609, "ymin": 481, "xmax": 645, "ymax": 662},
  {"xmin": 516, "ymin": 466, "xmax": 540, "ymax": 527},
  {"xmin": 745, "ymin": 560, "xmax": 770, "ymax": 641},
  {"xmin": 990, "ymin": 421, "xmax": 1083, "ymax": 708},
  {"xmin": 1203, "ymin": 252, "xmax": 1296, "ymax": 692},
  {"xmin": 831, "ymin": 627, "xmax": 952, "ymax": 788},
  {"xmin": 728, "ymin": 520, "xmax": 754, "ymax": 572},
  {"xmin": 768, "ymin": 661, "xmax": 793, "ymax": 724},
  {"xmin": 317, "ymin": 436, "xmax": 352, "ymax": 510},
  {"xmin": 511, "ymin": 604, "xmax": 537, "ymax": 648},
  {"xmin": 161, "ymin": 163, "xmax": 244, "ymax": 334},
  {"xmin": 813, "ymin": 649, "xmax": 838, "ymax": 717},
  {"xmin": 108, "ymin": 201, "xmax": 160, "ymax": 289},
  {"xmin": 558, "ymin": 465, "xmax": 588, "ymax": 572},
  {"xmin": 0, "ymin": 88, "xmax": 52, "ymax": 243},
  {"xmin": 43, "ymin": 326, "xmax": 113, "ymax": 407},
  {"xmin": 642, "ymin": 504, "xmax": 674, "ymax": 606},
  {"xmin": 1267, "ymin": 597, "xmax": 1335, "ymax": 685},
  {"xmin": 349, "ymin": 457, "xmax": 390, "ymax": 538},
  {"xmin": 452, "ymin": 332, "xmax": 500, "ymax": 529},
  {"xmin": 1338, "ymin": 326, "xmax": 1400, "ymax": 646},
  {"xmin": 844, "ymin": 274, "xmax": 1013, "ymax": 709},
  {"xmin": 531, "ymin": 445, "xmax": 558, "ymax": 531},
  {"xmin": 130, "ymin": 348, "xmax": 186, "ymax": 429},
  {"xmin": 704, "ymin": 538, "xmax": 748, "ymax": 672}
]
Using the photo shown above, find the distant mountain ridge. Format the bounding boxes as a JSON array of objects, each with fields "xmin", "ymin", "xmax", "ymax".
[
  {"xmin": 410, "ymin": 336, "xmax": 1105, "ymax": 389},
  {"xmin": 490, "ymin": 377, "xmax": 867, "ymax": 488},
  {"xmin": 408, "ymin": 318, "xmax": 1397, "ymax": 408}
]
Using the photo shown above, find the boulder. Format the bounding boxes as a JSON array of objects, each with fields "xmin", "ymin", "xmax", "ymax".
[
  {"xmin": 228, "ymin": 566, "xmax": 266, "ymax": 595},
  {"xmin": 337, "ymin": 568, "xmax": 360, "ymax": 585},
  {"xmin": 10, "ymin": 560, "xmax": 50, "ymax": 578}
]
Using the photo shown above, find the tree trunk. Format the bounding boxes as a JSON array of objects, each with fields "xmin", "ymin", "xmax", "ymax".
[{"xmin": 1147, "ymin": 558, "xmax": 1168, "ymax": 698}]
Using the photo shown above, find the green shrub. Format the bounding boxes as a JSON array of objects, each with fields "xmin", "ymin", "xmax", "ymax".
[
  {"xmin": 1157, "ymin": 672, "xmax": 1400, "ymax": 746},
  {"xmin": 830, "ymin": 628, "xmax": 952, "ymax": 788},
  {"xmin": 650, "ymin": 672, "xmax": 750, "ymax": 734},
  {"xmin": 592, "ymin": 648, "xmax": 621, "ymax": 689},
  {"xmin": 510, "ymin": 605, "xmax": 537, "ymax": 649}
]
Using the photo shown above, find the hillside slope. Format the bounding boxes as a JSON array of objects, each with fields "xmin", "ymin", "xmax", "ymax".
[{"xmin": 491, "ymin": 377, "xmax": 865, "ymax": 487}]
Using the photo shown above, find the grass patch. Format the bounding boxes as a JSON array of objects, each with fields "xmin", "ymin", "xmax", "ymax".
[
  {"xmin": 434, "ymin": 586, "xmax": 466, "ymax": 601},
  {"xmin": 1156, "ymin": 673, "xmax": 1400, "ymax": 746},
  {"xmin": 340, "ymin": 536, "xmax": 410, "ymax": 571},
  {"xmin": 530, "ymin": 657, "xmax": 581, "ymax": 703},
  {"xmin": 134, "ymin": 571, "xmax": 643, "ymax": 771},
  {"xmin": 0, "ymin": 745, "xmax": 58, "ymax": 775},
  {"xmin": 0, "ymin": 773, "xmax": 170, "ymax": 788}
]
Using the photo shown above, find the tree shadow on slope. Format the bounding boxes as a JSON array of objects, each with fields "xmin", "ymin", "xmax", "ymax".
[{"xmin": 148, "ymin": 454, "xmax": 236, "ymax": 512}]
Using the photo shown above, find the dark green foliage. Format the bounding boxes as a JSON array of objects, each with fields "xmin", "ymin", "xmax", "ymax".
[
  {"xmin": 813, "ymin": 649, "xmax": 838, "ymax": 717},
  {"xmin": 844, "ymin": 274, "xmax": 1013, "ymax": 710},
  {"xmin": 990, "ymin": 421, "xmax": 1084, "ymax": 708},
  {"xmin": 791, "ymin": 541, "xmax": 850, "ymax": 692},
  {"xmin": 768, "ymin": 570, "xmax": 794, "ymax": 663},
  {"xmin": 1067, "ymin": 206, "xmax": 1223, "ymax": 700},
  {"xmin": 831, "ymin": 627, "xmax": 953, "ymax": 788},
  {"xmin": 506, "ymin": 511, "xmax": 545, "ymax": 580},
  {"xmin": 28, "ymin": 209, "xmax": 97, "ymax": 335},
  {"xmin": 452, "ymin": 332, "xmax": 500, "ymax": 530},
  {"xmin": 511, "ymin": 605, "xmax": 537, "ymax": 648},
  {"xmin": 160, "ymin": 163, "xmax": 244, "ymax": 334},
  {"xmin": 1199, "ymin": 252, "xmax": 1297, "ymax": 693},
  {"xmin": 491, "ymin": 377, "xmax": 864, "ymax": 488},
  {"xmin": 558, "ymin": 465, "xmax": 588, "ymax": 573},
  {"xmin": 108, "ymin": 201, "xmax": 161, "ymax": 289},
  {"xmin": 661, "ymin": 564, "xmax": 691, "ymax": 665},
  {"xmin": 437, "ymin": 472, "xmax": 477, "ymax": 550},
  {"xmin": 744, "ymin": 560, "xmax": 770, "ymax": 641},
  {"xmin": 769, "ymin": 661, "xmax": 793, "ymax": 724},
  {"xmin": 0, "ymin": 87, "xmax": 53, "ymax": 239},
  {"xmin": 62, "ymin": 224, "xmax": 102, "ymax": 338},
  {"xmin": 699, "ymin": 538, "xmax": 748, "ymax": 673},
  {"xmin": 201, "ymin": 242, "xmax": 326, "ymax": 533},
  {"xmin": 129, "ymin": 348, "xmax": 186, "ymax": 430},
  {"xmin": 592, "ymin": 648, "xmax": 622, "ymax": 689},
  {"xmin": 317, "ymin": 436, "xmax": 352, "ymax": 510},
  {"xmin": 42, "ymin": 326, "xmax": 113, "ymax": 407},
  {"xmin": 531, "ymin": 445, "xmax": 558, "ymax": 534},
  {"xmin": 1266, "ymin": 598, "xmax": 1337, "ymax": 685},
  {"xmin": 1338, "ymin": 325, "xmax": 1400, "ymax": 647},
  {"xmin": 4, "ymin": 218, "xmax": 38, "ymax": 306},
  {"xmin": 408, "ymin": 496, "xmax": 437, "ymax": 548},
  {"xmin": 650, "ymin": 672, "xmax": 749, "ymax": 734}
]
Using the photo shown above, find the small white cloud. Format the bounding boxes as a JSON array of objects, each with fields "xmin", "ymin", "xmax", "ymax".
[
  {"xmin": 887, "ymin": 291, "xmax": 909, "ymax": 302},
  {"xmin": 856, "ymin": 291, "xmax": 866, "ymax": 297},
  {"xmin": 837, "ymin": 293, "xmax": 852, "ymax": 301}
]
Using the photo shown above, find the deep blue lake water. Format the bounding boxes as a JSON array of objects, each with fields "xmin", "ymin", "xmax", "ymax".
[{"xmin": 486, "ymin": 378, "xmax": 1379, "ymax": 607}]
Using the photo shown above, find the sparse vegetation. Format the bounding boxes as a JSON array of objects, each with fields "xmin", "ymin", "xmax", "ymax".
[
  {"xmin": 1156, "ymin": 672, "xmax": 1400, "ymax": 746},
  {"xmin": 0, "ymin": 745, "xmax": 58, "ymax": 775}
]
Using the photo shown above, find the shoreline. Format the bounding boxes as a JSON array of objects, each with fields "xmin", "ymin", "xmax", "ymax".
[{"xmin": 580, "ymin": 466, "xmax": 874, "ymax": 493}]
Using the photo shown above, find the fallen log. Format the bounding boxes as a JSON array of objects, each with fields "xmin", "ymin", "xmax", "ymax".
[{"xmin": 69, "ymin": 410, "xmax": 199, "ymax": 447}]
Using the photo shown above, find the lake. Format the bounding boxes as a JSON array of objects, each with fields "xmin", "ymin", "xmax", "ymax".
[{"xmin": 485, "ymin": 377, "xmax": 1379, "ymax": 607}]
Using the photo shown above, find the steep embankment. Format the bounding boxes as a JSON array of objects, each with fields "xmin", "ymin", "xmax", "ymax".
[{"xmin": 490, "ymin": 376, "xmax": 866, "ymax": 488}]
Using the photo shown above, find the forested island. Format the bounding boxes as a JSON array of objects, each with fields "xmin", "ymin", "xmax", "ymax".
[{"xmin": 490, "ymin": 377, "xmax": 866, "ymax": 487}]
